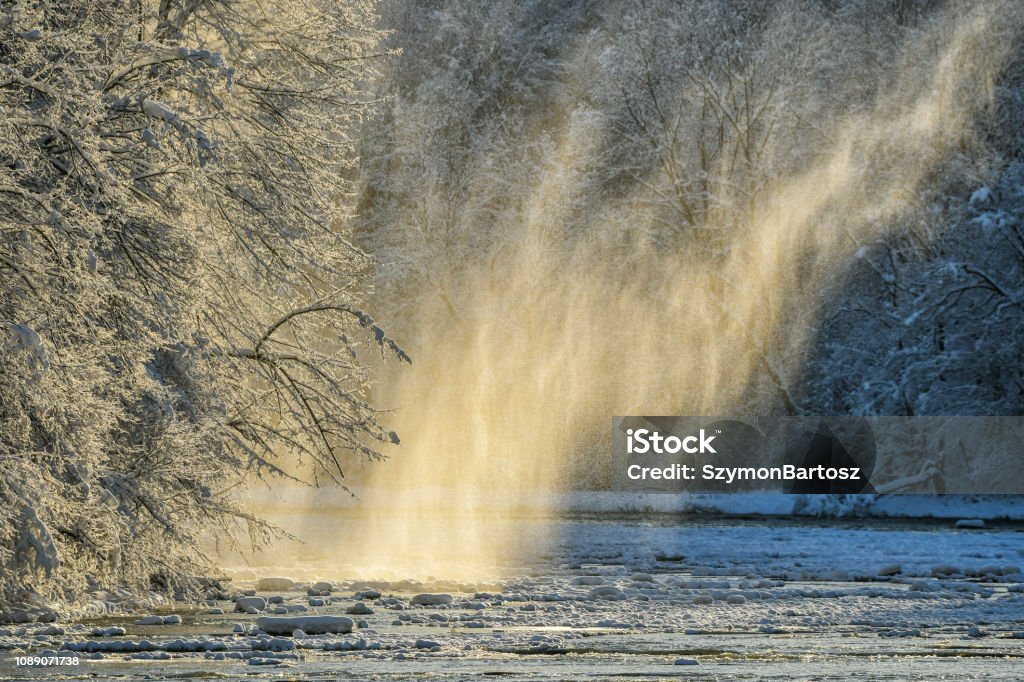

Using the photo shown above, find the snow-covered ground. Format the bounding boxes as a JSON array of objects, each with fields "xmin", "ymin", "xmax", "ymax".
[{"xmin": 1, "ymin": 510, "xmax": 1022, "ymax": 680}]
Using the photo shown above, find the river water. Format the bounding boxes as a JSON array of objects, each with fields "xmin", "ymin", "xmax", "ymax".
[{"xmin": 2, "ymin": 513, "xmax": 1022, "ymax": 680}]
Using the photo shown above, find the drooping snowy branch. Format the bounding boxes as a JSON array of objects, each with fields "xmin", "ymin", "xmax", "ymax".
[{"xmin": 0, "ymin": 0, "xmax": 402, "ymax": 607}]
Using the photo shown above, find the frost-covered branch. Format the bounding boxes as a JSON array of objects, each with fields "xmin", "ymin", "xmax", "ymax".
[{"xmin": 0, "ymin": 0, "xmax": 398, "ymax": 609}]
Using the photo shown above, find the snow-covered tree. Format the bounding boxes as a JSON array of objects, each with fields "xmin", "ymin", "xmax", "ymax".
[
  {"xmin": 357, "ymin": 0, "xmax": 1023, "ymax": 491},
  {"xmin": 0, "ymin": 0, "xmax": 405, "ymax": 610}
]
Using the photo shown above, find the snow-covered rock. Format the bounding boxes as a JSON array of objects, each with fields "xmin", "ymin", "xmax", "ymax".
[
  {"xmin": 411, "ymin": 593, "xmax": 453, "ymax": 606},
  {"xmin": 596, "ymin": 619, "xmax": 632, "ymax": 628},
  {"xmin": 588, "ymin": 586, "xmax": 625, "ymax": 600},
  {"xmin": 346, "ymin": 602, "xmax": 374, "ymax": 615},
  {"xmin": 256, "ymin": 615, "xmax": 353, "ymax": 635},
  {"xmin": 252, "ymin": 636, "xmax": 296, "ymax": 651},
  {"xmin": 257, "ymin": 577, "xmax": 297, "ymax": 592},
  {"xmin": 136, "ymin": 615, "xmax": 181, "ymax": 625},
  {"xmin": 880, "ymin": 629, "xmax": 921, "ymax": 638},
  {"xmin": 91, "ymin": 626, "xmax": 126, "ymax": 637},
  {"xmin": 572, "ymin": 576, "xmax": 605, "ymax": 585},
  {"xmin": 234, "ymin": 596, "xmax": 267, "ymax": 613},
  {"xmin": 354, "ymin": 589, "xmax": 381, "ymax": 600}
]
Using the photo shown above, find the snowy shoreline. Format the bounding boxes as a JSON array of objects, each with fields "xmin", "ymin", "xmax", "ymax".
[
  {"xmin": 2, "ymin": 514, "xmax": 1022, "ymax": 680},
  {"xmin": 555, "ymin": 492, "xmax": 1024, "ymax": 521},
  {"xmin": 283, "ymin": 487, "xmax": 1024, "ymax": 521}
]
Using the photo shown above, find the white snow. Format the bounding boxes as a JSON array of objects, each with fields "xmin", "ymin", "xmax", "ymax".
[{"xmin": 969, "ymin": 186, "xmax": 994, "ymax": 207}]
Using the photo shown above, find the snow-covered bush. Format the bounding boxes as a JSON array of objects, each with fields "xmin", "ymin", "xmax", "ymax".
[
  {"xmin": 0, "ymin": 0, "xmax": 405, "ymax": 610},
  {"xmin": 805, "ymin": 161, "xmax": 1024, "ymax": 419}
]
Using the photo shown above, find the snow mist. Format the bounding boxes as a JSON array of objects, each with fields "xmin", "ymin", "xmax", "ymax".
[{"xmin": 253, "ymin": 3, "xmax": 1020, "ymax": 583}]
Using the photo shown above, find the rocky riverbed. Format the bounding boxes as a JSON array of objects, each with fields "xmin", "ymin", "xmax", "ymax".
[{"xmin": 1, "ymin": 515, "xmax": 1022, "ymax": 680}]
